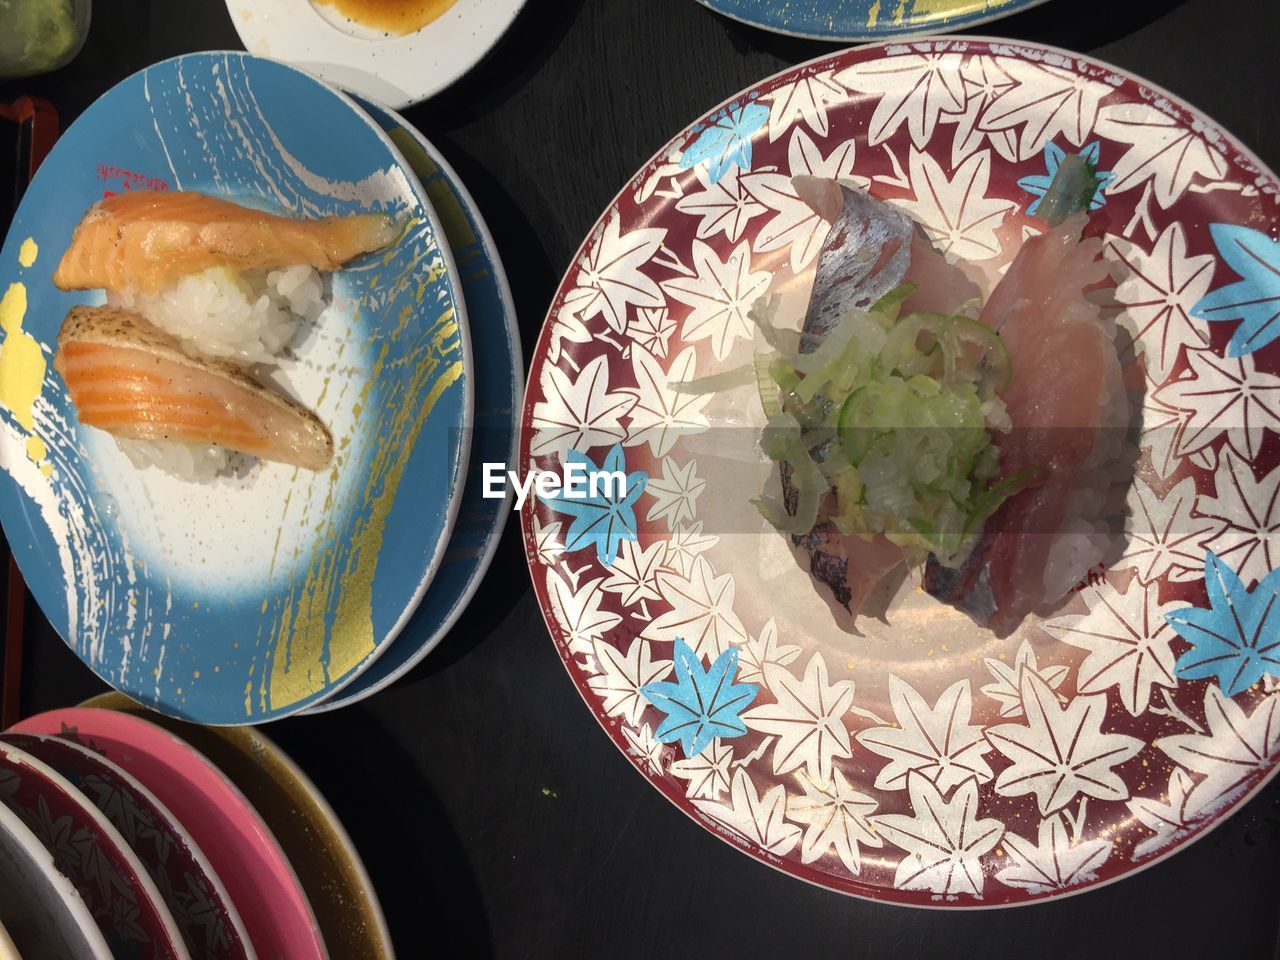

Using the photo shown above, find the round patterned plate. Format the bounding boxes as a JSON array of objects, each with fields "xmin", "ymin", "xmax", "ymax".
[
  {"xmin": 0, "ymin": 52, "xmax": 472, "ymax": 723},
  {"xmin": 0, "ymin": 739, "xmax": 191, "ymax": 958},
  {"xmin": 310, "ymin": 95, "xmax": 522, "ymax": 711},
  {"xmin": 2, "ymin": 732, "xmax": 254, "ymax": 960},
  {"xmin": 85, "ymin": 691, "xmax": 393, "ymax": 960},
  {"xmin": 10, "ymin": 708, "xmax": 325, "ymax": 958},
  {"xmin": 521, "ymin": 38, "xmax": 1280, "ymax": 906},
  {"xmin": 696, "ymin": 0, "xmax": 1049, "ymax": 41},
  {"xmin": 225, "ymin": 0, "xmax": 527, "ymax": 108},
  {"xmin": 0, "ymin": 797, "xmax": 111, "ymax": 960}
]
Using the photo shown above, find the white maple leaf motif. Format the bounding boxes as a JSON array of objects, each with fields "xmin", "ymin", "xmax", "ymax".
[
  {"xmin": 1127, "ymin": 767, "xmax": 1198, "ymax": 859},
  {"xmin": 621, "ymin": 345, "xmax": 710, "ymax": 458},
  {"xmin": 625, "ymin": 306, "xmax": 677, "ymax": 359},
  {"xmin": 641, "ymin": 555, "xmax": 747, "ymax": 659},
  {"xmin": 546, "ymin": 570, "xmax": 622, "ymax": 658},
  {"xmin": 558, "ymin": 215, "xmax": 666, "ymax": 335},
  {"xmin": 765, "ymin": 69, "xmax": 844, "ymax": 142},
  {"xmin": 871, "ymin": 774, "xmax": 1004, "ymax": 898},
  {"xmin": 736, "ymin": 618, "xmax": 801, "ymax": 685},
  {"xmin": 623, "ymin": 722, "xmax": 666, "ymax": 776},
  {"xmin": 663, "ymin": 240, "xmax": 771, "ymax": 361},
  {"xmin": 986, "ymin": 672, "xmax": 1144, "ymax": 814},
  {"xmin": 981, "ymin": 640, "xmax": 1070, "ymax": 719},
  {"xmin": 786, "ymin": 769, "xmax": 881, "ymax": 875},
  {"xmin": 1123, "ymin": 475, "xmax": 1224, "ymax": 586},
  {"xmin": 1197, "ymin": 449, "xmax": 1280, "ymax": 589},
  {"xmin": 943, "ymin": 55, "xmax": 1019, "ymax": 166},
  {"xmin": 644, "ymin": 456, "xmax": 706, "ymax": 530},
  {"xmin": 1095, "ymin": 101, "xmax": 1229, "ymax": 207},
  {"xmin": 693, "ymin": 767, "xmax": 801, "ymax": 856},
  {"xmin": 741, "ymin": 653, "xmax": 856, "ymax": 782},
  {"xmin": 586, "ymin": 637, "xmax": 672, "ymax": 726},
  {"xmin": 530, "ymin": 355, "xmax": 635, "ymax": 459},
  {"xmin": 1156, "ymin": 686, "xmax": 1280, "ymax": 821},
  {"xmin": 600, "ymin": 538, "xmax": 668, "ymax": 607},
  {"xmin": 670, "ymin": 739, "xmax": 735, "ymax": 801},
  {"xmin": 980, "ymin": 58, "xmax": 1111, "ymax": 160},
  {"xmin": 894, "ymin": 149, "xmax": 1014, "ymax": 262},
  {"xmin": 857, "ymin": 676, "xmax": 994, "ymax": 792},
  {"xmin": 1042, "ymin": 578, "xmax": 1179, "ymax": 716},
  {"xmin": 663, "ymin": 521, "xmax": 719, "ymax": 577},
  {"xmin": 749, "ymin": 129, "xmax": 862, "ymax": 273},
  {"xmin": 835, "ymin": 52, "xmax": 965, "ymax": 148},
  {"xmin": 995, "ymin": 815, "xmax": 1112, "ymax": 893},
  {"xmin": 1141, "ymin": 372, "xmax": 1191, "ymax": 481},
  {"xmin": 1157, "ymin": 350, "xmax": 1280, "ymax": 464},
  {"xmin": 675, "ymin": 166, "xmax": 769, "ymax": 243},
  {"xmin": 1108, "ymin": 223, "xmax": 1216, "ymax": 384},
  {"xmin": 531, "ymin": 515, "xmax": 565, "ymax": 567}
]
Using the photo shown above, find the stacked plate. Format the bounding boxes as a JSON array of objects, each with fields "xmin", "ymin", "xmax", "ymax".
[
  {"xmin": 0, "ymin": 52, "xmax": 521, "ymax": 723},
  {"xmin": 0, "ymin": 695, "xmax": 389, "ymax": 958}
]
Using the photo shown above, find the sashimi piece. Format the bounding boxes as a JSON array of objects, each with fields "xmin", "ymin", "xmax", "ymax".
[
  {"xmin": 924, "ymin": 214, "xmax": 1123, "ymax": 635},
  {"xmin": 901, "ymin": 230, "xmax": 982, "ymax": 316},
  {"xmin": 781, "ymin": 179, "xmax": 913, "ymax": 615},
  {"xmin": 793, "ymin": 176, "xmax": 981, "ymax": 325},
  {"xmin": 53, "ymin": 190, "xmax": 398, "ymax": 294},
  {"xmin": 55, "ymin": 305, "xmax": 333, "ymax": 470},
  {"xmin": 783, "ymin": 180, "xmax": 989, "ymax": 616}
]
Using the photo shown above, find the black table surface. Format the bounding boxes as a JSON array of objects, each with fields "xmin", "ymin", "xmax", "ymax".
[{"xmin": 3, "ymin": 1, "xmax": 1280, "ymax": 957}]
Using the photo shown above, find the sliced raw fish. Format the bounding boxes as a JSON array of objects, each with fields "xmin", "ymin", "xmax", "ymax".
[
  {"xmin": 55, "ymin": 305, "xmax": 333, "ymax": 470},
  {"xmin": 54, "ymin": 190, "xmax": 397, "ymax": 294}
]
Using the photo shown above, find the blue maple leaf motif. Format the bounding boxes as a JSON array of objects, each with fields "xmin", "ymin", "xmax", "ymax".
[
  {"xmin": 678, "ymin": 99, "xmax": 770, "ymax": 185},
  {"xmin": 537, "ymin": 444, "xmax": 647, "ymax": 566},
  {"xmin": 640, "ymin": 639, "xmax": 758, "ymax": 757},
  {"xmin": 1017, "ymin": 141, "xmax": 1115, "ymax": 216},
  {"xmin": 1167, "ymin": 550, "xmax": 1280, "ymax": 697},
  {"xmin": 1190, "ymin": 223, "xmax": 1280, "ymax": 357}
]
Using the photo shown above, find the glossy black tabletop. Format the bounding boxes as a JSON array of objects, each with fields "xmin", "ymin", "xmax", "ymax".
[{"xmin": 3, "ymin": 0, "xmax": 1279, "ymax": 957}]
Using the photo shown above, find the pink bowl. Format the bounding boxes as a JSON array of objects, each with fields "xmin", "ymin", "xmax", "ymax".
[{"xmin": 11, "ymin": 709, "xmax": 326, "ymax": 960}]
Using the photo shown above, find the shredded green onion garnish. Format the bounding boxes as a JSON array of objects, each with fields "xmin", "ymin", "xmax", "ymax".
[{"xmin": 750, "ymin": 285, "xmax": 1032, "ymax": 567}]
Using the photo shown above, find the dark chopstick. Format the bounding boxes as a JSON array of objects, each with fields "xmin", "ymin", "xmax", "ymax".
[{"xmin": 2, "ymin": 552, "xmax": 23, "ymax": 729}]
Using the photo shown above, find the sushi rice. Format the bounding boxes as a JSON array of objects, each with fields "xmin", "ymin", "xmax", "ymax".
[
  {"xmin": 105, "ymin": 264, "xmax": 328, "ymax": 479},
  {"xmin": 106, "ymin": 264, "xmax": 326, "ymax": 366}
]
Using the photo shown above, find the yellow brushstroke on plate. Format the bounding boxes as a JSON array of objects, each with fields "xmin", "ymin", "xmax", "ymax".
[
  {"xmin": 866, "ymin": 0, "xmax": 880, "ymax": 26},
  {"xmin": 18, "ymin": 238, "xmax": 37, "ymax": 268},
  {"xmin": 256, "ymin": 225, "xmax": 463, "ymax": 713},
  {"xmin": 388, "ymin": 129, "xmax": 477, "ymax": 249},
  {"xmin": 0, "ymin": 282, "xmax": 46, "ymax": 432},
  {"xmin": 906, "ymin": 0, "xmax": 1010, "ymax": 20}
]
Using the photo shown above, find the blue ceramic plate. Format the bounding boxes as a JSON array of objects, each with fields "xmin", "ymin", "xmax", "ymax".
[
  {"xmin": 309, "ymin": 97, "xmax": 522, "ymax": 711},
  {"xmin": 697, "ymin": 0, "xmax": 1049, "ymax": 40},
  {"xmin": 0, "ymin": 52, "xmax": 472, "ymax": 723}
]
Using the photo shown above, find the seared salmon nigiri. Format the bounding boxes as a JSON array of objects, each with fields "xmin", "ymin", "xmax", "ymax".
[
  {"xmin": 55, "ymin": 306, "xmax": 333, "ymax": 471},
  {"xmin": 53, "ymin": 190, "xmax": 398, "ymax": 295}
]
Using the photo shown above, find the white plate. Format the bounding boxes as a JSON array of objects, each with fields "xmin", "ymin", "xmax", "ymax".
[
  {"xmin": 226, "ymin": 0, "xmax": 527, "ymax": 106},
  {"xmin": 0, "ymin": 801, "xmax": 112, "ymax": 959}
]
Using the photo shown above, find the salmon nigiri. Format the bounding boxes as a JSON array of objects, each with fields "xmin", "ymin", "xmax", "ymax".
[
  {"xmin": 53, "ymin": 191, "xmax": 398, "ymax": 294},
  {"xmin": 55, "ymin": 306, "xmax": 333, "ymax": 470}
]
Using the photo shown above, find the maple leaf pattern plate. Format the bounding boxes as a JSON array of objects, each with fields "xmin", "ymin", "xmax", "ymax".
[{"xmin": 520, "ymin": 39, "xmax": 1280, "ymax": 906}]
